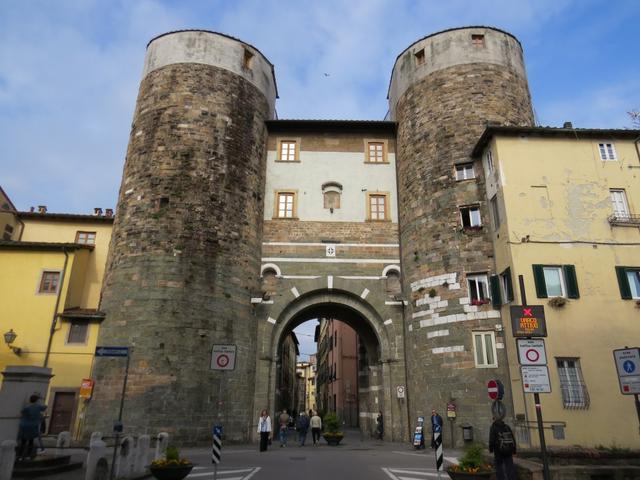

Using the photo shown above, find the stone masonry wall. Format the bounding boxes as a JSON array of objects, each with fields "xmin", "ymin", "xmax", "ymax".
[
  {"xmin": 395, "ymin": 62, "xmax": 534, "ymax": 447},
  {"xmin": 83, "ymin": 63, "xmax": 271, "ymax": 443}
]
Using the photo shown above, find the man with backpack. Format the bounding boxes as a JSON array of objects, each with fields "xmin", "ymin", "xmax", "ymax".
[
  {"xmin": 489, "ymin": 416, "xmax": 517, "ymax": 480},
  {"xmin": 296, "ymin": 411, "xmax": 310, "ymax": 446}
]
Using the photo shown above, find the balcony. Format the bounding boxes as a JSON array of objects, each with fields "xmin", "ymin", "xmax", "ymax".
[{"xmin": 608, "ymin": 213, "xmax": 640, "ymax": 227}]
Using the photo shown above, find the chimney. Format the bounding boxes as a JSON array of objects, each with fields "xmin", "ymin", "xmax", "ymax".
[
  {"xmin": 93, "ymin": 207, "xmax": 103, "ymax": 216},
  {"xmin": 30, "ymin": 206, "xmax": 35, "ymax": 212},
  {"xmin": 105, "ymin": 208, "xmax": 114, "ymax": 218},
  {"xmin": 563, "ymin": 121, "xmax": 573, "ymax": 129},
  {"xmin": 37, "ymin": 205, "xmax": 47, "ymax": 214}
]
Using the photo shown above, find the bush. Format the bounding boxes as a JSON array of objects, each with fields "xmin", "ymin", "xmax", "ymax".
[
  {"xmin": 449, "ymin": 443, "xmax": 493, "ymax": 473},
  {"xmin": 323, "ymin": 413, "xmax": 341, "ymax": 433}
]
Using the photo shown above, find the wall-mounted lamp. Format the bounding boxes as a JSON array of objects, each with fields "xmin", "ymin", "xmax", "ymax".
[{"xmin": 4, "ymin": 329, "xmax": 22, "ymax": 355}]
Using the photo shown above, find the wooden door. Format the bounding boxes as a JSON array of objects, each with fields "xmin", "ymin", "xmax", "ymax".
[{"xmin": 49, "ymin": 392, "xmax": 76, "ymax": 434}]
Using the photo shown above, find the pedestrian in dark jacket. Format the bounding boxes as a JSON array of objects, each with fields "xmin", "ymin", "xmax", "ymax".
[
  {"xmin": 17, "ymin": 394, "xmax": 47, "ymax": 460},
  {"xmin": 430, "ymin": 409, "xmax": 443, "ymax": 448},
  {"xmin": 296, "ymin": 412, "xmax": 310, "ymax": 446},
  {"xmin": 489, "ymin": 417, "xmax": 517, "ymax": 480},
  {"xmin": 376, "ymin": 412, "xmax": 384, "ymax": 440}
]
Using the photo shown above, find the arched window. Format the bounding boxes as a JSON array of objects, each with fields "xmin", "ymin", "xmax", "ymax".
[{"xmin": 261, "ymin": 268, "xmax": 278, "ymax": 298}]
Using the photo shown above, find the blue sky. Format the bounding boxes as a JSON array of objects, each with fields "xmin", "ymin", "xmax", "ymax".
[{"xmin": 1, "ymin": 0, "xmax": 639, "ymax": 216}]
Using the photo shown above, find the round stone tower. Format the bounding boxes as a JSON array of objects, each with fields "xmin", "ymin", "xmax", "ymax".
[
  {"xmin": 84, "ymin": 30, "xmax": 277, "ymax": 443},
  {"xmin": 389, "ymin": 27, "xmax": 534, "ymax": 445}
]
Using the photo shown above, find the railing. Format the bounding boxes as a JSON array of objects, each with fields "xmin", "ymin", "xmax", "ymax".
[
  {"xmin": 608, "ymin": 213, "xmax": 640, "ymax": 226},
  {"xmin": 559, "ymin": 382, "xmax": 590, "ymax": 409}
]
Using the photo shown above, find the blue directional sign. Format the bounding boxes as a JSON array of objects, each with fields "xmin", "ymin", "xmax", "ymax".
[
  {"xmin": 95, "ymin": 346, "xmax": 129, "ymax": 357},
  {"xmin": 623, "ymin": 360, "xmax": 636, "ymax": 374},
  {"xmin": 613, "ymin": 348, "xmax": 640, "ymax": 395}
]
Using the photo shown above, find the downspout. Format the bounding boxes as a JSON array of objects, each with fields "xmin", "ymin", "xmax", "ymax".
[
  {"xmin": 635, "ymin": 136, "xmax": 640, "ymax": 164},
  {"xmin": 43, "ymin": 248, "xmax": 70, "ymax": 368}
]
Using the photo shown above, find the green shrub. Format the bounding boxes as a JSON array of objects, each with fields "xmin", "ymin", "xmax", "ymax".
[
  {"xmin": 165, "ymin": 446, "xmax": 180, "ymax": 461},
  {"xmin": 323, "ymin": 413, "xmax": 341, "ymax": 433}
]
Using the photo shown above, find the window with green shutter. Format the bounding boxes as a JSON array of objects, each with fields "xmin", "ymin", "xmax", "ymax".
[
  {"xmin": 490, "ymin": 275, "xmax": 502, "ymax": 308},
  {"xmin": 615, "ymin": 266, "xmax": 640, "ymax": 299},
  {"xmin": 532, "ymin": 264, "xmax": 579, "ymax": 299},
  {"xmin": 500, "ymin": 267, "xmax": 514, "ymax": 303}
]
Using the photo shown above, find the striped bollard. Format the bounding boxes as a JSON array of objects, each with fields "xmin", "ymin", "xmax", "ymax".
[
  {"xmin": 212, "ymin": 431, "xmax": 222, "ymax": 480},
  {"xmin": 433, "ymin": 431, "xmax": 443, "ymax": 476}
]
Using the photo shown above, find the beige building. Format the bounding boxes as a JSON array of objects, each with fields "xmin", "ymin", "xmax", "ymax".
[
  {"xmin": 473, "ymin": 126, "xmax": 640, "ymax": 447},
  {"xmin": 296, "ymin": 359, "xmax": 316, "ymax": 413}
]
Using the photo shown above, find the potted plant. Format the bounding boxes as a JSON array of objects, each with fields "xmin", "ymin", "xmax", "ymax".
[
  {"xmin": 149, "ymin": 446, "xmax": 194, "ymax": 480},
  {"xmin": 322, "ymin": 413, "xmax": 344, "ymax": 446},
  {"xmin": 548, "ymin": 296, "xmax": 567, "ymax": 308},
  {"xmin": 446, "ymin": 443, "xmax": 494, "ymax": 479}
]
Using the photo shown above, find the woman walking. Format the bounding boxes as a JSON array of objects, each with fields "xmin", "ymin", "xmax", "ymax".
[{"xmin": 257, "ymin": 409, "xmax": 272, "ymax": 452}]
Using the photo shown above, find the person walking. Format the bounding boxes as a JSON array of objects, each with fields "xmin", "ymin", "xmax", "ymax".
[
  {"xmin": 376, "ymin": 411, "xmax": 384, "ymax": 440},
  {"xmin": 310, "ymin": 411, "xmax": 322, "ymax": 445},
  {"xmin": 278, "ymin": 409, "xmax": 290, "ymax": 447},
  {"xmin": 17, "ymin": 394, "xmax": 47, "ymax": 461},
  {"xmin": 257, "ymin": 409, "xmax": 272, "ymax": 452},
  {"xmin": 489, "ymin": 416, "xmax": 517, "ymax": 480},
  {"xmin": 296, "ymin": 411, "xmax": 310, "ymax": 446},
  {"xmin": 430, "ymin": 409, "xmax": 443, "ymax": 449}
]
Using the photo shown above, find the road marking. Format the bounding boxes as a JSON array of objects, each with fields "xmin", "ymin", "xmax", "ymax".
[
  {"xmin": 382, "ymin": 467, "xmax": 441, "ymax": 479},
  {"xmin": 187, "ymin": 467, "xmax": 261, "ymax": 479}
]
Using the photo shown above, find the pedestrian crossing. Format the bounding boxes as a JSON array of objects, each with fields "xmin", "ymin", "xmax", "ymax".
[
  {"xmin": 382, "ymin": 467, "xmax": 444, "ymax": 480},
  {"xmin": 187, "ymin": 466, "xmax": 261, "ymax": 479}
]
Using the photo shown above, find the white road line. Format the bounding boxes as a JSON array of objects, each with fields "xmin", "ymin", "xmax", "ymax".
[
  {"xmin": 382, "ymin": 468, "xmax": 442, "ymax": 479},
  {"xmin": 381, "ymin": 468, "xmax": 401, "ymax": 480},
  {"xmin": 187, "ymin": 467, "xmax": 260, "ymax": 479},
  {"xmin": 245, "ymin": 467, "xmax": 261, "ymax": 480},
  {"xmin": 391, "ymin": 450, "xmax": 428, "ymax": 456}
]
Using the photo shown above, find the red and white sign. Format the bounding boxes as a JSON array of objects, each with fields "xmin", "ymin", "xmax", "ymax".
[
  {"xmin": 211, "ymin": 344, "xmax": 236, "ymax": 371},
  {"xmin": 487, "ymin": 379, "xmax": 499, "ymax": 400},
  {"xmin": 517, "ymin": 339, "xmax": 547, "ymax": 366}
]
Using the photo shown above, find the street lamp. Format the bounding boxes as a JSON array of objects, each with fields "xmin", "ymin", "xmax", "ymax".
[{"xmin": 3, "ymin": 329, "xmax": 22, "ymax": 355}]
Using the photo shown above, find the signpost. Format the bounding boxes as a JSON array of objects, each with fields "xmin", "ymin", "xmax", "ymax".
[
  {"xmin": 613, "ymin": 347, "xmax": 640, "ymax": 432},
  {"xmin": 433, "ymin": 430, "xmax": 443, "ymax": 477},
  {"xmin": 212, "ymin": 425, "xmax": 222, "ymax": 480},
  {"xmin": 95, "ymin": 346, "xmax": 131, "ymax": 480},
  {"xmin": 396, "ymin": 385, "xmax": 406, "ymax": 399},
  {"xmin": 211, "ymin": 345, "xmax": 237, "ymax": 371},
  {"xmin": 487, "ymin": 379, "xmax": 499, "ymax": 400},
  {"xmin": 517, "ymin": 339, "xmax": 547, "ymax": 366}
]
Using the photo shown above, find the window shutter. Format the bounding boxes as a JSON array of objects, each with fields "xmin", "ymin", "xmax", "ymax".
[
  {"xmin": 563, "ymin": 265, "xmax": 580, "ymax": 299},
  {"xmin": 615, "ymin": 267, "xmax": 632, "ymax": 299},
  {"xmin": 532, "ymin": 265, "xmax": 547, "ymax": 298},
  {"xmin": 490, "ymin": 275, "xmax": 502, "ymax": 308},
  {"xmin": 503, "ymin": 267, "xmax": 514, "ymax": 302}
]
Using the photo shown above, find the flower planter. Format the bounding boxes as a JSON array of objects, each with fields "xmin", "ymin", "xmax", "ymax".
[
  {"xmin": 446, "ymin": 469, "xmax": 494, "ymax": 480},
  {"xmin": 323, "ymin": 433, "xmax": 344, "ymax": 446},
  {"xmin": 149, "ymin": 463, "xmax": 194, "ymax": 480}
]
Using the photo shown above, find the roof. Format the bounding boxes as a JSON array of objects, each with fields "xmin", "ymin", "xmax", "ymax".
[
  {"xmin": 0, "ymin": 240, "xmax": 94, "ymax": 252},
  {"xmin": 0, "ymin": 186, "xmax": 18, "ymax": 212},
  {"xmin": 59, "ymin": 308, "xmax": 106, "ymax": 321},
  {"xmin": 17, "ymin": 211, "xmax": 115, "ymax": 223},
  {"xmin": 266, "ymin": 119, "xmax": 397, "ymax": 134},
  {"xmin": 472, "ymin": 125, "xmax": 640, "ymax": 157}
]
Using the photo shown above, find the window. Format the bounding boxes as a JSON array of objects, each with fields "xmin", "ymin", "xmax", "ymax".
[
  {"xmin": 367, "ymin": 193, "xmax": 389, "ymax": 221},
  {"xmin": 414, "ymin": 49, "xmax": 425, "ymax": 65},
  {"xmin": 278, "ymin": 140, "xmax": 298, "ymax": 162},
  {"xmin": 275, "ymin": 191, "xmax": 296, "ymax": 219},
  {"xmin": 76, "ymin": 231, "xmax": 96, "ymax": 245},
  {"xmin": 366, "ymin": 140, "xmax": 387, "ymax": 163},
  {"xmin": 557, "ymin": 358, "xmax": 589, "ymax": 408},
  {"xmin": 615, "ymin": 266, "xmax": 640, "ymax": 299},
  {"xmin": 455, "ymin": 163, "xmax": 475, "ymax": 181},
  {"xmin": 610, "ymin": 189, "xmax": 630, "ymax": 218},
  {"xmin": 460, "ymin": 205, "xmax": 481, "ymax": 228},
  {"xmin": 39, "ymin": 271, "xmax": 61, "ymax": 294},
  {"xmin": 598, "ymin": 142, "xmax": 617, "ymax": 161},
  {"xmin": 490, "ymin": 195, "xmax": 500, "ymax": 229},
  {"xmin": 67, "ymin": 321, "xmax": 89, "ymax": 344},
  {"xmin": 500, "ymin": 268, "xmax": 514, "ymax": 303},
  {"xmin": 473, "ymin": 331, "xmax": 497, "ymax": 368},
  {"xmin": 532, "ymin": 264, "xmax": 580, "ymax": 299},
  {"xmin": 485, "ymin": 149, "xmax": 494, "ymax": 173},
  {"xmin": 471, "ymin": 34, "xmax": 485, "ymax": 48},
  {"xmin": 467, "ymin": 274, "xmax": 489, "ymax": 304},
  {"xmin": 243, "ymin": 48, "xmax": 254, "ymax": 70}
]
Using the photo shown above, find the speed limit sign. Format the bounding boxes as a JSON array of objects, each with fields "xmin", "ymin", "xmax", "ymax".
[{"xmin": 211, "ymin": 345, "xmax": 236, "ymax": 370}]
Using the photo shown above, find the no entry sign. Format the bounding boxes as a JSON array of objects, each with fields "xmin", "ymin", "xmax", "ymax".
[
  {"xmin": 487, "ymin": 379, "xmax": 499, "ymax": 400},
  {"xmin": 517, "ymin": 339, "xmax": 547, "ymax": 366},
  {"xmin": 211, "ymin": 344, "xmax": 237, "ymax": 371}
]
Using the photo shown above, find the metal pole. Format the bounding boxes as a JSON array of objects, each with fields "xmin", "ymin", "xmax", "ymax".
[
  {"xmin": 109, "ymin": 349, "xmax": 131, "ymax": 480},
  {"xmin": 518, "ymin": 275, "xmax": 550, "ymax": 480},
  {"xmin": 635, "ymin": 394, "xmax": 640, "ymax": 434},
  {"xmin": 214, "ymin": 463, "xmax": 217, "ymax": 480}
]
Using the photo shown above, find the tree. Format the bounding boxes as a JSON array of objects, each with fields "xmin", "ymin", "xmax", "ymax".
[{"xmin": 629, "ymin": 109, "xmax": 640, "ymax": 127}]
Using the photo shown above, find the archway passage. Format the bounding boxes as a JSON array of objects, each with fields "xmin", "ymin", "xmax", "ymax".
[{"xmin": 265, "ymin": 289, "xmax": 406, "ymax": 441}]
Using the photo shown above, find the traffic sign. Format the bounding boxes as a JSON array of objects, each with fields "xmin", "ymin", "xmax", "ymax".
[
  {"xmin": 521, "ymin": 365, "xmax": 551, "ymax": 393},
  {"xmin": 95, "ymin": 346, "xmax": 129, "ymax": 357},
  {"xmin": 510, "ymin": 305, "xmax": 547, "ymax": 337},
  {"xmin": 487, "ymin": 379, "xmax": 499, "ymax": 400},
  {"xmin": 396, "ymin": 385, "xmax": 406, "ymax": 398},
  {"xmin": 517, "ymin": 339, "xmax": 547, "ymax": 366},
  {"xmin": 211, "ymin": 344, "xmax": 236, "ymax": 371},
  {"xmin": 613, "ymin": 348, "xmax": 640, "ymax": 395}
]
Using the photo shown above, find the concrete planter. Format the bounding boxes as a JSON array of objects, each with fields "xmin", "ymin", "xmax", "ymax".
[
  {"xmin": 322, "ymin": 433, "xmax": 344, "ymax": 446},
  {"xmin": 149, "ymin": 463, "xmax": 194, "ymax": 480}
]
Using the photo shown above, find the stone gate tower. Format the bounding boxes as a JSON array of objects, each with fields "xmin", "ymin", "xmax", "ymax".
[
  {"xmin": 389, "ymin": 27, "xmax": 534, "ymax": 442},
  {"xmin": 84, "ymin": 31, "xmax": 277, "ymax": 442}
]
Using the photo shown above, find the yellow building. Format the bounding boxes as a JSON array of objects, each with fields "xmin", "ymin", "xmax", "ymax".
[
  {"xmin": 473, "ymin": 126, "xmax": 640, "ymax": 448},
  {"xmin": 0, "ymin": 201, "xmax": 113, "ymax": 439},
  {"xmin": 296, "ymin": 358, "xmax": 317, "ymax": 413}
]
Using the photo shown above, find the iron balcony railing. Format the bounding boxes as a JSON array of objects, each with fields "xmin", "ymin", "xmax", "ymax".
[{"xmin": 608, "ymin": 213, "xmax": 640, "ymax": 226}]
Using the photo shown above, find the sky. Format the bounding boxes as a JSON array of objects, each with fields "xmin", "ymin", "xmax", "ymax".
[{"xmin": 1, "ymin": 0, "xmax": 639, "ymax": 216}]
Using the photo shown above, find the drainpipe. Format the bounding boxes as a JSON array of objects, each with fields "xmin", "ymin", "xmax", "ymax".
[
  {"xmin": 43, "ymin": 248, "xmax": 69, "ymax": 368},
  {"xmin": 635, "ymin": 136, "xmax": 640, "ymax": 164}
]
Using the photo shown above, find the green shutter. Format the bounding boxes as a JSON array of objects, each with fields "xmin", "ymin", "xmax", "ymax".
[
  {"xmin": 532, "ymin": 265, "xmax": 547, "ymax": 298},
  {"xmin": 503, "ymin": 267, "xmax": 514, "ymax": 302},
  {"xmin": 490, "ymin": 275, "xmax": 502, "ymax": 308},
  {"xmin": 563, "ymin": 265, "xmax": 580, "ymax": 299},
  {"xmin": 615, "ymin": 267, "xmax": 632, "ymax": 299}
]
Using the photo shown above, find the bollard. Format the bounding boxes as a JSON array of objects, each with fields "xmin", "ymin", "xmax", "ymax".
[
  {"xmin": 133, "ymin": 435, "xmax": 150, "ymax": 476},
  {"xmin": 85, "ymin": 434, "xmax": 107, "ymax": 480},
  {"xmin": 0, "ymin": 440, "xmax": 17, "ymax": 480},
  {"xmin": 115, "ymin": 436, "xmax": 133, "ymax": 479},
  {"xmin": 154, "ymin": 432, "xmax": 169, "ymax": 460},
  {"xmin": 56, "ymin": 431, "xmax": 71, "ymax": 457}
]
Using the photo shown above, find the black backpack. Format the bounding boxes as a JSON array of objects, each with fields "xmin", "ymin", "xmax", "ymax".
[{"xmin": 497, "ymin": 425, "xmax": 516, "ymax": 455}]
